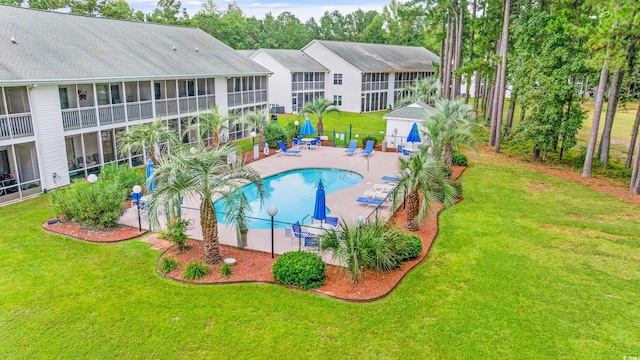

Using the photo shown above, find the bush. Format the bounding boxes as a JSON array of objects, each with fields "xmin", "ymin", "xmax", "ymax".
[
  {"xmin": 452, "ymin": 151, "xmax": 468, "ymax": 166},
  {"xmin": 49, "ymin": 178, "xmax": 128, "ymax": 228},
  {"xmin": 264, "ymin": 122, "xmax": 288, "ymax": 148},
  {"xmin": 160, "ymin": 217, "xmax": 191, "ymax": 251},
  {"xmin": 99, "ymin": 163, "xmax": 142, "ymax": 192},
  {"xmin": 183, "ymin": 261, "xmax": 209, "ymax": 280},
  {"xmin": 361, "ymin": 136, "xmax": 379, "ymax": 147},
  {"xmin": 441, "ymin": 165, "xmax": 453, "ymax": 179},
  {"xmin": 272, "ymin": 251, "xmax": 326, "ymax": 289},
  {"xmin": 320, "ymin": 220, "xmax": 409, "ymax": 283},
  {"xmin": 220, "ymin": 263, "xmax": 232, "ymax": 277},
  {"xmin": 398, "ymin": 234, "xmax": 423, "ymax": 261},
  {"xmin": 160, "ymin": 257, "xmax": 179, "ymax": 273}
]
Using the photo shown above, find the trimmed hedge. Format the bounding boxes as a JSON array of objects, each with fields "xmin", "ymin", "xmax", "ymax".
[
  {"xmin": 452, "ymin": 151, "xmax": 468, "ymax": 166},
  {"xmin": 272, "ymin": 251, "xmax": 326, "ymax": 289},
  {"xmin": 399, "ymin": 233, "xmax": 423, "ymax": 261}
]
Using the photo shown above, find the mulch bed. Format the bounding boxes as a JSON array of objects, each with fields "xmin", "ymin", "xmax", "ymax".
[{"xmin": 42, "ymin": 219, "xmax": 145, "ymax": 243}]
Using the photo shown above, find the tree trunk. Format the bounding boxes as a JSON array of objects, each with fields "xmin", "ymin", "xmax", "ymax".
[
  {"xmin": 494, "ymin": 0, "xmax": 511, "ymax": 153},
  {"xmin": 631, "ymin": 132, "xmax": 640, "ymax": 194},
  {"xmin": 485, "ymin": 85, "xmax": 494, "ymax": 125},
  {"xmin": 582, "ymin": 59, "xmax": 609, "ymax": 177},
  {"xmin": 452, "ymin": 2, "xmax": 465, "ymax": 99},
  {"xmin": 317, "ymin": 116, "xmax": 324, "ymax": 137},
  {"xmin": 598, "ymin": 68, "xmax": 624, "ymax": 167},
  {"xmin": 406, "ymin": 191, "xmax": 420, "ymax": 231},
  {"xmin": 505, "ymin": 96, "xmax": 516, "ymax": 138},
  {"xmin": 465, "ymin": 0, "xmax": 477, "ymax": 105},
  {"xmin": 201, "ymin": 198, "xmax": 222, "ymax": 264},
  {"xmin": 582, "ymin": 75, "xmax": 589, "ymax": 103},
  {"xmin": 439, "ymin": 20, "xmax": 446, "ymax": 86},
  {"xmin": 626, "ymin": 104, "xmax": 640, "ymax": 168},
  {"xmin": 444, "ymin": 143, "xmax": 454, "ymax": 168},
  {"xmin": 443, "ymin": 19, "xmax": 454, "ymax": 99},
  {"xmin": 473, "ymin": 73, "xmax": 481, "ymax": 112}
]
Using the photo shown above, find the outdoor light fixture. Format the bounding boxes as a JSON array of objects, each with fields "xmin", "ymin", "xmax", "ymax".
[
  {"xmin": 267, "ymin": 205, "xmax": 278, "ymax": 258},
  {"xmin": 132, "ymin": 185, "xmax": 143, "ymax": 232},
  {"xmin": 294, "ymin": 120, "xmax": 299, "ymax": 136},
  {"xmin": 190, "ymin": 146, "xmax": 197, "ymax": 154},
  {"xmin": 87, "ymin": 174, "xmax": 98, "ymax": 184}
]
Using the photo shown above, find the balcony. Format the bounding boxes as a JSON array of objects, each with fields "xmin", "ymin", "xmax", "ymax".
[{"xmin": 0, "ymin": 113, "xmax": 34, "ymax": 140}]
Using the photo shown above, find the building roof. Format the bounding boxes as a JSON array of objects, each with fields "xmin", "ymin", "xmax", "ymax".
[
  {"xmin": 0, "ymin": 5, "xmax": 270, "ymax": 84},
  {"xmin": 254, "ymin": 49, "xmax": 328, "ymax": 72},
  {"xmin": 305, "ymin": 40, "xmax": 439, "ymax": 73},
  {"xmin": 384, "ymin": 101, "xmax": 435, "ymax": 121}
]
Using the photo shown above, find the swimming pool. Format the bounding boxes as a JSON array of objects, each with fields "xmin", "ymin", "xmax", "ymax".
[{"xmin": 215, "ymin": 168, "xmax": 363, "ymax": 229}]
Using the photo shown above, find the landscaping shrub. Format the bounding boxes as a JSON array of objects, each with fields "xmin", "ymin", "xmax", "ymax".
[
  {"xmin": 160, "ymin": 257, "xmax": 179, "ymax": 273},
  {"xmin": 160, "ymin": 217, "xmax": 191, "ymax": 251},
  {"xmin": 264, "ymin": 122, "xmax": 288, "ymax": 148},
  {"xmin": 320, "ymin": 220, "xmax": 409, "ymax": 283},
  {"xmin": 49, "ymin": 178, "xmax": 128, "ymax": 228},
  {"xmin": 183, "ymin": 261, "xmax": 209, "ymax": 280},
  {"xmin": 99, "ymin": 163, "xmax": 142, "ymax": 192},
  {"xmin": 361, "ymin": 136, "xmax": 379, "ymax": 147},
  {"xmin": 441, "ymin": 165, "xmax": 453, "ymax": 179},
  {"xmin": 452, "ymin": 151, "xmax": 468, "ymax": 166},
  {"xmin": 398, "ymin": 233, "xmax": 423, "ymax": 261},
  {"xmin": 220, "ymin": 263, "xmax": 232, "ymax": 277},
  {"xmin": 272, "ymin": 251, "xmax": 326, "ymax": 289}
]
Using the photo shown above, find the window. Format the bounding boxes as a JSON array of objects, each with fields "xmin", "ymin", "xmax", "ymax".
[
  {"xmin": 334, "ymin": 73, "xmax": 343, "ymax": 85},
  {"xmin": 333, "ymin": 95, "xmax": 342, "ymax": 106}
]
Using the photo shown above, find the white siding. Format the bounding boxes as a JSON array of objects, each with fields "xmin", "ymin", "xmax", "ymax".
[
  {"xmin": 250, "ymin": 51, "xmax": 293, "ymax": 113},
  {"xmin": 30, "ymin": 84, "xmax": 70, "ymax": 190},
  {"xmin": 302, "ymin": 42, "xmax": 362, "ymax": 113}
]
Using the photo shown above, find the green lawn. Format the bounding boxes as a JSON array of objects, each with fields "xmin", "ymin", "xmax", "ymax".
[{"xmin": 1, "ymin": 153, "xmax": 639, "ymax": 358}]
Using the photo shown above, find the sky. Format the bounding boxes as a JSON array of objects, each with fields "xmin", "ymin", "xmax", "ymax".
[{"xmin": 126, "ymin": 0, "xmax": 389, "ymax": 21}]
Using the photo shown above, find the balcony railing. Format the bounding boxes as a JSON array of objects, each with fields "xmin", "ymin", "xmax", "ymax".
[
  {"xmin": 63, "ymin": 95, "xmax": 219, "ymax": 131},
  {"xmin": 0, "ymin": 113, "xmax": 34, "ymax": 139}
]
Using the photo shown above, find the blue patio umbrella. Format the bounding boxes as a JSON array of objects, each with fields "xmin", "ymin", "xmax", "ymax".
[
  {"xmin": 406, "ymin": 122, "xmax": 421, "ymax": 150},
  {"xmin": 313, "ymin": 179, "xmax": 326, "ymax": 225},
  {"xmin": 299, "ymin": 117, "xmax": 316, "ymax": 136},
  {"xmin": 145, "ymin": 158, "xmax": 156, "ymax": 191}
]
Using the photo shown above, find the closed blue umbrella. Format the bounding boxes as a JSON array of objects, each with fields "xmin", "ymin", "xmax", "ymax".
[
  {"xmin": 299, "ymin": 117, "xmax": 316, "ymax": 136},
  {"xmin": 313, "ymin": 179, "xmax": 326, "ymax": 225},
  {"xmin": 406, "ymin": 122, "xmax": 421, "ymax": 150},
  {"xmin": 145, "ymin": 158, "xmax": 156, "ymax": 191}
]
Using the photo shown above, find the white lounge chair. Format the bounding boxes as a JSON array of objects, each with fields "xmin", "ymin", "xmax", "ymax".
[{"xmin": 277, "ymin": 141, "xmax": 301, "ymax": 156}]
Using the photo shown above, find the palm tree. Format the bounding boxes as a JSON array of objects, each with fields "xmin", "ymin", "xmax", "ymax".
[
  {"xmin": 239, "ymin": 110, "xmax": 268, "ymax": 148},
  {"xmin": 146, "ymin": 144, "xmax": 265, "ymax": 264},
  {"xmin": 299, "ymin": 98, "xmax": 340, "ymax": 136},
  {"xmin": 117, "ymin": 118, "xmax": 178, "ymax": 165},
  {"xmin": 394, "ymin": 152, "xmax": 458, "ymax": 231},
  {"xmin": 423, "ymin": 98, "xmax": 477, "ymax": 167},
  {"xmin": 185, "ymin": 106, "xmax": 233, "ymax": 149},
  {"xmin": 320, "ymin": 219, "xmax": 407, "ymax": 284},
  {"xmin": 396, "ymin": 77, "xmax": 441, "ymax": 107}
]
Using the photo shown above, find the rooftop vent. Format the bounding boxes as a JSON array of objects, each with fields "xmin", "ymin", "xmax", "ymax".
[
  {"xmin": 195, "ymin": 47, "xmax": 199, "ymax": 52},
  {"xmin": 173, "ymin": 46, "xmax": 176, "ymax": 51},
  {"xmin": 11, "ymin": 36, "xmax": 17, "ymax": 44}
]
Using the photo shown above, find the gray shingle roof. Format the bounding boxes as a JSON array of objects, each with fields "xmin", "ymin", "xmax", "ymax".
[
  {"xmin": 257, "ymin": 49, "xmax": 328, "ymax": 72},
  {"xmin": 384, "ymin": 101, "xmax": 435, "ymax": 120},
  {"xmin": 308, "ymin": 40, "xmax": 438, "ymax": 73},
  {"xmin": 0, "ymin": 5, "xmax": 270, "ymax": 84}
]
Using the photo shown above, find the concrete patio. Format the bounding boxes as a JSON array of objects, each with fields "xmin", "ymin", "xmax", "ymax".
[{"xmin": 119, "ymin": 145, "xmax": 403, "ymax": 262}]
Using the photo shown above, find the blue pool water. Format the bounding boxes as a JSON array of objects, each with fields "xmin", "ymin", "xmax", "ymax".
[{"xmin": 215, "ymin": 168, "xmax": 362, "ymax": 229}]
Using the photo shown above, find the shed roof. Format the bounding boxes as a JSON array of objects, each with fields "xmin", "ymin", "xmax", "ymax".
[
  {"xmin": 306, "ymin": 40, "xmax": 438, "ymax": 73},
  {"xmin": 384, "ymin": 101, "xmax": 435, "ymax": 121},
  {"xmin": 0, "ymin": 5, "xmax": 270, "ymax": 84}
]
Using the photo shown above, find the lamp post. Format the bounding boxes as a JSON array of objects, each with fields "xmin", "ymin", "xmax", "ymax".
[
  {"xmin": 294, "ymin": 120, "xmax": 299, "ymax": 137},
  {"xmin": 267, "ymin": 205, "xmax": 278, "ymax": 258},
  {"xmin": 250, "ymin": 131, "xmax": 258, "ymax": 160},
  {"xmin": 131, "ymin": 185, "xmax": 142, "ymax": 232}
]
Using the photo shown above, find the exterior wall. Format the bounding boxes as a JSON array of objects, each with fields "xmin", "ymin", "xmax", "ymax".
[
  {"xmin": 302, "ymin": 42, "xmax": 362, "ymax": 113},
  {"xmin": 29, "ymin": 84, "xmax": 69, "ymax": 190},
  {"xmin": 250, "ymin": 52, "xmax": 292, "ymax": 113},
  {"xmin": 384, "ymin": 117, "xmax": 427, "ymax": 149}
]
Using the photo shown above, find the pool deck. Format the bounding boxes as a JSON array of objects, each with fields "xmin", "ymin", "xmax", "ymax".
[{"xmin": 119, "ymin": 145, "xmax": 402, "ymax": 262}]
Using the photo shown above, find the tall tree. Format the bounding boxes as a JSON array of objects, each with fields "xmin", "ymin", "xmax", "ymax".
[
  {"xmin": 491, "ymin": 0, "xmax": 511, "ymax": 153},
  {"xmin": 117, "ymin": 118, "xmax": 178, "ymax": 165},
  {"xmin": 185, "ymin": 106, "xmax": 232, "ymax": 149}
]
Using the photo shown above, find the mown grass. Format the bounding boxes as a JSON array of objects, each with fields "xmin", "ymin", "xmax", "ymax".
[{"xmin": 1, "ymin": 152, "xmax": 639, "ymax": 358}]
